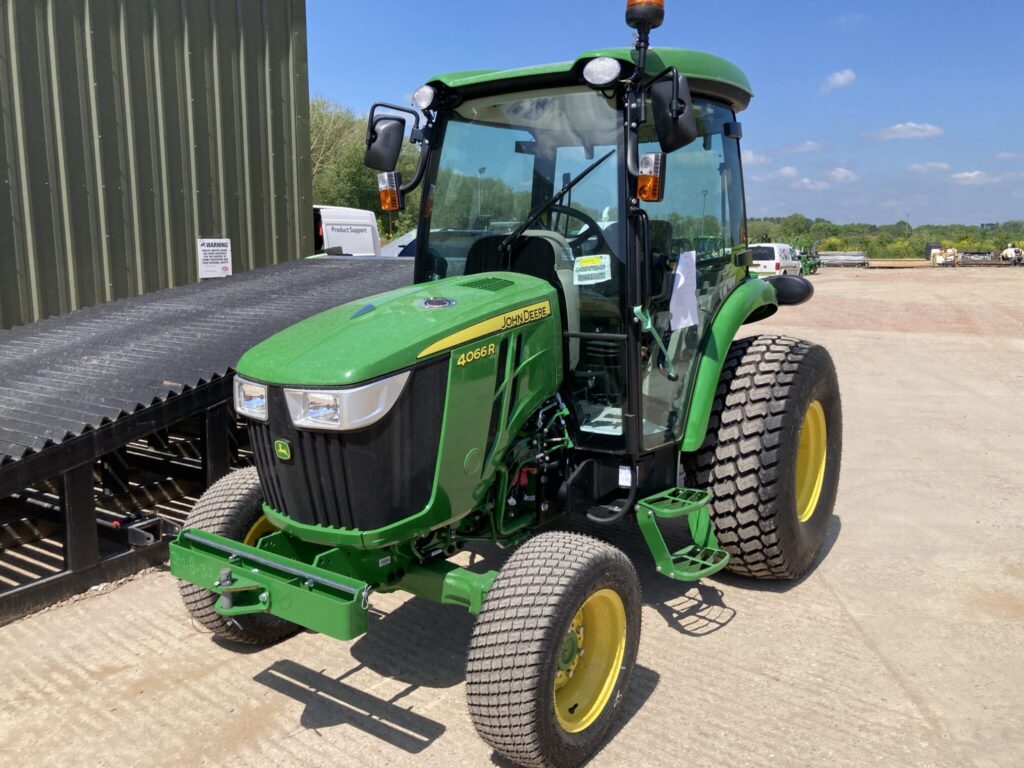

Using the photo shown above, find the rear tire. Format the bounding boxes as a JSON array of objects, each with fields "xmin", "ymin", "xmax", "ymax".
[
  {"xmin": 178, "ymin": 467, "xmax": 298, "ymax": 645},
  {"xmin": 683, "ymin": 335, "xmax": 842, "ymax": 579},
  {"xmin": 466, "ymin": 532, "xmax": 641, "ymax": 768}
]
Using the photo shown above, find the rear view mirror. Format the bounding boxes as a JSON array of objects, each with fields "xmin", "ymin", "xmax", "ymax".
[
  {"xmin": 364, "ymin": 116, "xmax": 405, "ymax": 172},
  {"xmin": 651, "ymin": 73, "xmax": 698, "ymax": 153}
]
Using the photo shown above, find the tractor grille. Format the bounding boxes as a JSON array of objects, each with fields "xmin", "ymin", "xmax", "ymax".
[{"xmin": 249, "ymin": 358, "xmax": 447, "ymax": 531}]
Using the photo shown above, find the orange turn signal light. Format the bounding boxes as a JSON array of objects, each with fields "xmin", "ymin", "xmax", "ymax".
[
  {"xmin": 378, "ymin": 172, "xmax": 403, "ymax": 212},
  {"xmin": 637, "ymin": 152, "xmax": 666, "ymax": 203}
]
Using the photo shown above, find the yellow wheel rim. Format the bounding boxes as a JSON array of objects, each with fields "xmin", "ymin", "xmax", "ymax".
[
  {"xmin": 795, "ymin": 400, "xmax": 827, "ymax": 523},
  {"xmin": 242, "ymin": 514, "xmax": 275, "ymax": 546},
  {"xmin": 553, "ymin": 588, "xmax": 627, "ymax": 734}
]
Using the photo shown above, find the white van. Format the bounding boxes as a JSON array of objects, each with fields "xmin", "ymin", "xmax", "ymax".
[
  {"xmin": 749, "ymin": 243, "xmax": 803, "ymax": 277},
  {"xmin": 313, "ymin": 206, "xmax": 381, "ymax": 257}
]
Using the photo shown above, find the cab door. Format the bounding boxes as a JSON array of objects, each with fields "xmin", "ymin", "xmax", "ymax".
[{"xmin": 635, "ymin": 100, "xmax": 748, "ymax": 452}]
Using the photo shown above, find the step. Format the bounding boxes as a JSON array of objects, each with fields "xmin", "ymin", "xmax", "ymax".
[
  {"xmin": 636, "ymin": 487, "xmax": 730, "ymax": 581},
  {"xmin": 636, "ymin": 487, "xmax": 711, "ymax": 518}
]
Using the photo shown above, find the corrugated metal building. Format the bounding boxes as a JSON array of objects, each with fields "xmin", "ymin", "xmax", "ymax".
[{"xmin": 0, "ymin": 0, "xmax": 312, "ymax": 330}]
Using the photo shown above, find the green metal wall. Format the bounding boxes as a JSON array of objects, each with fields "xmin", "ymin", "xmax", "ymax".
[{"xmin": 0, "ymin": 0, "xmax": 312, "ymax": 330}]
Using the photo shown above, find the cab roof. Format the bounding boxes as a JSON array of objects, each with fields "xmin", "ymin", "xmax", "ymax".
[{"xmin": 430, "ymin": 48, "xmax": 753, "ymax": 112}]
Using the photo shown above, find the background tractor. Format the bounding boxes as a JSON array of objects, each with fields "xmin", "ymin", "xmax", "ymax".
[
  {"xmin": 801, "ymin": 241, "xmax": 822, "ymax": 275},
  {"xmin": 171, "ymin": 2, "xmax": 842, "ymax": 765}
]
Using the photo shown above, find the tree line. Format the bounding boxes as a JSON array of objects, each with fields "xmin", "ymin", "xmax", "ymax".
[{"xmin": 748, "ymin": 214, "xmax": 1024, "ymax": 259}]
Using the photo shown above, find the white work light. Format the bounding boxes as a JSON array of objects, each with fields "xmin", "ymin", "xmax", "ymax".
[
  {"xmin": 582, "ymin": 57, "xmax": 622, "ymax": 87},
  {"xmin": 412, "ymin": 84, "xmax": 436, "ymax": 110}
]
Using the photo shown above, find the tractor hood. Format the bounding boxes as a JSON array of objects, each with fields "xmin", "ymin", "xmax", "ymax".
[{"xmin": 236, "ymin": 272, "xmax": 560, "ymax": 386}]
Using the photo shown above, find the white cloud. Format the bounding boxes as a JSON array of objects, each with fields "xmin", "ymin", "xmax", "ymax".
[
  {"xmin": 751, "ymin": 165, "xmax": 800, "ymax": 183},
  {"xmin": 834, "ymin": 13, "xmax": 867, "ymax": 25},
  {"xmin": 794, "ymin": 141, "xmax": 823, "ymax": 153},
  {"xmin": 907, "ymin": 162, "xmax": 950, "ymax": 173},
  {"xmin": 828, "ymin": 167, "xmax": 859, "ymax": 183},
  {"xmin": 792, "ymin": 177, "xmax": 830, "ymax": 191},
  {"xmin": 951, "ymin": 171, "xmax": 999, "ymax": 186},
  {"xmin": 742, "ymin": 149, "xmax": 771, "ymax": 166},
  {"xmin": 996, "ymin": 152, "xmax": 1019, "ymax": 160},
  {"xmin": 871, "ymin": 122, "xmax": 944, "ymax": 140},
  {"xmin": 821, "ymin": 69, "xmax": 856, "ymax": 95},
  {"xmin": 782, "ymin": 140, "xmax": 824, "ymax": 154}
]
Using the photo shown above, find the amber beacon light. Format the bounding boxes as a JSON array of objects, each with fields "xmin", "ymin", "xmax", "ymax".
[{"xmin": 626, "ymin": 0, "xmax": 665, "ymax": 31}]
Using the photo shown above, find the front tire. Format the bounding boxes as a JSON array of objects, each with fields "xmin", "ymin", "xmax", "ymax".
[
  {"xmin": 466, "ymin": 532, "xmax": 641, "ymax": 768},
  {"xmin": 683, "ymin": 335, "xmax": 842, "ymax": 579},
  {"xmin": 178, "ymin": 467, "xmax": 298, "ymax": 645}
]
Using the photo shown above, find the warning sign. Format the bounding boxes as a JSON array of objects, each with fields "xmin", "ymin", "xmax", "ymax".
[
  {"xmin": 572, "ymin": 254, "xmax": 612, "ymax": 285},
  {"xmin": 197, "ymin": 238, "xmax": 233, "ymax": 278}
]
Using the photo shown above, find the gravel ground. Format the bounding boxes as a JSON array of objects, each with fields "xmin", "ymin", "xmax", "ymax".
[{"xmin": 2, "ymin": 268, "xmax": 1022, "ymax": 768}]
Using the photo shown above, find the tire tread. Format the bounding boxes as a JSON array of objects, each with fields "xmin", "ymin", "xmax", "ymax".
[
  {"xmin": 686, "ymin": 334, "xmax": 829, "ymax": 579},
  {"xmin": 466, "ymin": 532, "xmax": 640, "ymax": 768}
]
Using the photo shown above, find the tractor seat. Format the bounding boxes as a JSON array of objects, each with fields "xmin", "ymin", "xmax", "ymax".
[{"xmin": 465, "ymin": 233, "xmax": 580, "ymax": 368}]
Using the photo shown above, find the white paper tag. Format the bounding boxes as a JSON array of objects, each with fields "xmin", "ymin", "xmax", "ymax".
[
  {"xmin": 618, "ymin": 465, "xmax": 633, "ymax": 488},
  {"xmin": 669, "ymin": 250, "xmax": 699, "ymax": 330},
  {"xmin": 197, "ymin": 238, "xmax": 233, "ymax": 278},
  {"xmin": 573, "ymin": 254, "xmax": 612, "ymax": 285}
]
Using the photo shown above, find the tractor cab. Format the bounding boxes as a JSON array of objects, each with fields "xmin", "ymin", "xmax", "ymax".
[{"xmin": 365, "ymin": 44, "xmax": 755, "ymax": 495}]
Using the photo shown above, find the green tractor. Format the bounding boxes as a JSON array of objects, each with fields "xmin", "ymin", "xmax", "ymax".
[
  {"xmin": 801, "ymin": 241, "xmax": 822, "ymax": 275},
  {"xmin": 171, "ymin": 2, "xmax": 841, "ymax": 765}
]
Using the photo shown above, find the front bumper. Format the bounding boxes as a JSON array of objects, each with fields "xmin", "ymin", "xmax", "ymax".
[
  {"xmin": 169, "ymin": 528, "xmax": 370, "ymax": 641},
  {"xmin": 170, "ymin": 527, "xmax": 499, "ymax": 639}
]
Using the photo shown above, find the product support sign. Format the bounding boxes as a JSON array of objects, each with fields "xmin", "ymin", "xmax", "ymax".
[{"xmin": 197, "ymin": 238, "xmax": 233, "ymax": 278}]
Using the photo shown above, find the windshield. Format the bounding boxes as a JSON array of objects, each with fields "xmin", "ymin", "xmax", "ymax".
[
  {"xmin": 417, "ymin": 86, "xmax": 621, "ymax": 279},
  {"xmin": 750, "ymin": 246, "xmax": 775, "ymax": 261}
]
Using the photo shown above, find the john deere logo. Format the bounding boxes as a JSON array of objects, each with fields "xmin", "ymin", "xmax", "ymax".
[{"xmin": 274, "ymin": 439, "xmax": 292, "ymax": 462}]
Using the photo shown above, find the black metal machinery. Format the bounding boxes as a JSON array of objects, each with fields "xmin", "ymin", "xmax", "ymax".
[{"xmin": 0, "ymin": 258, "xmax": 413, "ymax": 623}]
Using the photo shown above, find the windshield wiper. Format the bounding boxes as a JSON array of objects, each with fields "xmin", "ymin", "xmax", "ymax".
[{"xmin": 500, "ymin": 148, "xmax": 616, "ymax": 258}]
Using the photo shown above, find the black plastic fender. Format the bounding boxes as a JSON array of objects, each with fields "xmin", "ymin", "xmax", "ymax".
[{"xmin": 764, "ymin": 274, "xmax": 815, "ymax": 305}]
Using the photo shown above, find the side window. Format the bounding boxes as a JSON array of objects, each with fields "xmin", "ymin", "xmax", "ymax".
[{"xmin": 638, "ymin": 101, "xmax": 746, "ymax": 450}]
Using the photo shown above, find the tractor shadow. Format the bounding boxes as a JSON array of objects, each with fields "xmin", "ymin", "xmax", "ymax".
[
  {"xmin": 253, "ymin": 658, "xmax": 445, "ymax": 753},
  {"xmin": 559, "ymin": 512, "xmax": 843, "ymax": 634},
  {"xmin": 250, "ymin": 546, "xmax": 511, "ymax": 753},
  {"xmin": 249, "ymin": 514, "xmax": 840, "ymax": 753},
  {"xmin": 557, "ymin": 514, "xmax": 737, "ymax": 637}
]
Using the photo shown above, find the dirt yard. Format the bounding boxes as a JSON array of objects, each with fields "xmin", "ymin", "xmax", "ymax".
[{"xmin": 2, "ymin": 268, "xmax": 1022, "ymax": 768}]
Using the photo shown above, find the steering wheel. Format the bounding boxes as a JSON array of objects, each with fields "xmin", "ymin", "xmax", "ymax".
[{"xmin": 548, "ymin": 204, "xmax": 609, "ymax": 254}]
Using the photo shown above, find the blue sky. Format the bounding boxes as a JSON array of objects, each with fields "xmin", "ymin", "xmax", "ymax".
[{"xmin": 307, "ymin": 0, "xmax": 1024, "ymax": 225}]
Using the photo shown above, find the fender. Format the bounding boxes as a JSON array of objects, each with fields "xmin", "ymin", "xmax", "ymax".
[{"xmin": 680, "ymin": 278, "xmax": 778, "ymax": 452}]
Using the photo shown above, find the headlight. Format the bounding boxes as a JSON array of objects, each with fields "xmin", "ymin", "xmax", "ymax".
[
  {"xmin": 284, "ymin": 370, "xmax": 411, "ymax": 431},
  {"xmin": 234, "ymin": 377, "xmax": 268, "ymax": 421},
  {"xmin": 292, "ymin": 391, "xmax": 342, "ymax": 427}
]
